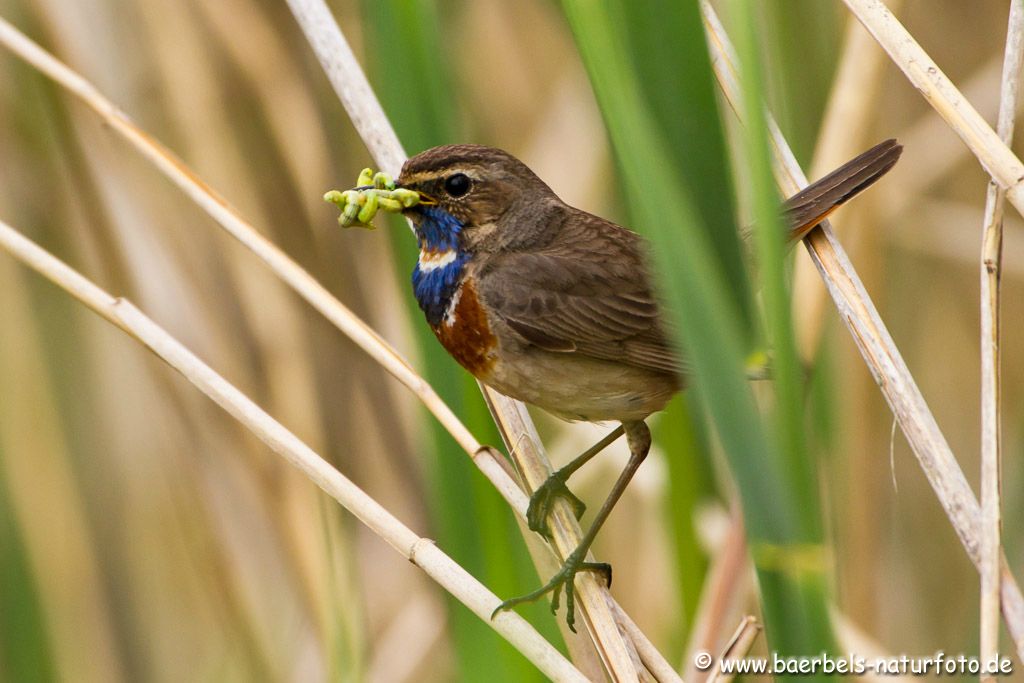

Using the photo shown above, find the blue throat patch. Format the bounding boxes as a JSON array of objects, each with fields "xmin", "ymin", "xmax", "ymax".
[{"xmin": 411, "ymin": 206, "xmax": 469, "ymax": 326}]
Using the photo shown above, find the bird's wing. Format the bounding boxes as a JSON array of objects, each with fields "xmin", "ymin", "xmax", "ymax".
[
  {"xmin": 475, "ymin": 212, "xmax": 684, "ymax": 375},
  {"xmin": 472, "ymin": 139, "xmax": 904, "ymax": 379}
]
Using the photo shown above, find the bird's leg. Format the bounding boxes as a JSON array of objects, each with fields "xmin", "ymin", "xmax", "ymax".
[
  {"xmin": 526, "ymin": 424, "xmax": 625, "ymax": 538},
  {"xmin": 495, "ymin": 421, "xmax": 651, "ymax": 632}
]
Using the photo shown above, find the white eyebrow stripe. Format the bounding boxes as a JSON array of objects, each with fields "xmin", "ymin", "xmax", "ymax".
[{"xmin": 418, "ymin": 249, "xmax": 458, "ymax": 272}]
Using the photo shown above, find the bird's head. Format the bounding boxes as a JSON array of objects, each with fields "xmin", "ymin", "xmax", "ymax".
[{"xmin": 397, "ymin": 144, "xmax": 556, "ymax": 251}]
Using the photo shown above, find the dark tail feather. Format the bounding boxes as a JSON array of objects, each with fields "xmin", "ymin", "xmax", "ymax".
[{"xmin": 783, "ymin": 139, "xmax": 902, "ymax": 242}]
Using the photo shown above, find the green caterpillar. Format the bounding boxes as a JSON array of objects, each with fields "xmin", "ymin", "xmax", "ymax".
[{"xmin": 324, "ymin": 168, "xmax": 421, "ymax": 229}]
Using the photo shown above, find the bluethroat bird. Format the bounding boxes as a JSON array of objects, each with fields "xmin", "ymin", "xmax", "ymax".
[{"xmin": 392, "ymin": 139, "xmax": 901, "ymax": 630}]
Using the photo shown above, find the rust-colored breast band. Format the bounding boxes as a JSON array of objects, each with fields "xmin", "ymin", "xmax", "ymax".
[{"xmin": 432, "ymin": 278, "xmax": 497, "ymax": 377}]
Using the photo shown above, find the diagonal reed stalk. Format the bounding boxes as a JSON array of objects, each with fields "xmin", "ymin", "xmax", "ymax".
[
  {"xmin": 0, "ymin": 216, "xmax": 589, "ymax": 683},
  {"xmin": 0, "ymin": 11, "xmax": 673, "ymax": 680},
  {"xmin": 701, "ymin": 0, "xmax": 1024, "ymax": 657}
]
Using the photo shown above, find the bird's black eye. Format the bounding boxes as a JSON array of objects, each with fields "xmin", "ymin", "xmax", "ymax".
[{"xmin": 444, "ymin": 173, "xmax": 471, "ymax": 198}]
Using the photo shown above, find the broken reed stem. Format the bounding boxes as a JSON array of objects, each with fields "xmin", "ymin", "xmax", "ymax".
[
  {"xmin": 0, "ymin": 217, "xmax": 588, "ymax": 683},
  {"xmin": 0, "ymin": 12, "xmax": 666, "ymax": 680},
  {"xmin": 980, "ymin": 0, "xmax": 1024, "ymax": 674},
  {"xmin": 282, "ymin": 0, "xmax": 642, "ymax": 678},
  {"xmin": 701, "ymin": 0, "xmax": 1024, "ymax": 659},
  {"xmin": 706, "ymin": 616, "xmax": 761, "ymax": 683}
]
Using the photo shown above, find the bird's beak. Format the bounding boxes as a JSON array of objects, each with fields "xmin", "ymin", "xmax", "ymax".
[
  {"xmin": 395, "ymin": 181, "xmax": 437, "ymax": 207},
  {"xmin": 415, "ymin": 192, "xmax": 438, "ymax": 206}
]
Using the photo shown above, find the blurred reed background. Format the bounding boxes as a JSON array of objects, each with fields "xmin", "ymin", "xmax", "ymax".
[{"xmin": 0, "ymin": 0, "xmax": 1021, "ymax": 680}]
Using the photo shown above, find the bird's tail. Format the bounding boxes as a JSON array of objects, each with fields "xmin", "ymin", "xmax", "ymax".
[{"xmin": 783, "ymin": 138, "xmax": 902, "ymax": 242}]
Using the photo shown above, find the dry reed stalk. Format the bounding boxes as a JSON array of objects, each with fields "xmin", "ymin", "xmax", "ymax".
[
  {"xmin": 0, "ymin": 12, "xmax": 668, "ymax": 679},
  {"xmin": 980, "ymin": 0, "xmax": 1024, "ymax": 674},
  {"xmin": 0, "ymin": 216, "xmax": 589, "ymax": 683},
  {"xmin": 705, "ymin": 616, "xmax": 761, "ymax": 683},
  {"xmin": 282, "ymin": 0, "xmax": 643, "ymax": 677},
  {"xmin": 701, "ymin": 0, "xmax": 1024, "ymax": 658}
]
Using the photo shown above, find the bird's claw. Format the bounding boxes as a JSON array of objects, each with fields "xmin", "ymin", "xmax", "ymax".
[
  {"xmin": 526, "ymin": 471, "xmax": 586, "ymax": 539},
  {"xmin": 490, "ymin": 549, "xmax": 611, "ymax": 633}
]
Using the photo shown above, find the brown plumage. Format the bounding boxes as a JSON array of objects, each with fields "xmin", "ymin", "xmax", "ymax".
[
  {"xmin": 395, "ymin": 139, "xmax": 902, "ymax": 630},
  {"xmin": 398, "ymin": 139, "xmax": 902, "ymax": 422}
]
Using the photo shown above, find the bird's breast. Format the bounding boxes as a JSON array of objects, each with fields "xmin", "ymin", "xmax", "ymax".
[{"xmin": 430, "ymin": 276, "xmax": 498, "ymax": 378}]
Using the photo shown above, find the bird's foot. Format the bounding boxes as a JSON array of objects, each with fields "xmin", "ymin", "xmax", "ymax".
[
  {"xmin": 490, "ymin": 548, "xmax": 611, "ymax": 633},
  {"xmin": 526, "ymin": 471, "xmax": 586, "ymax": 539}
]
